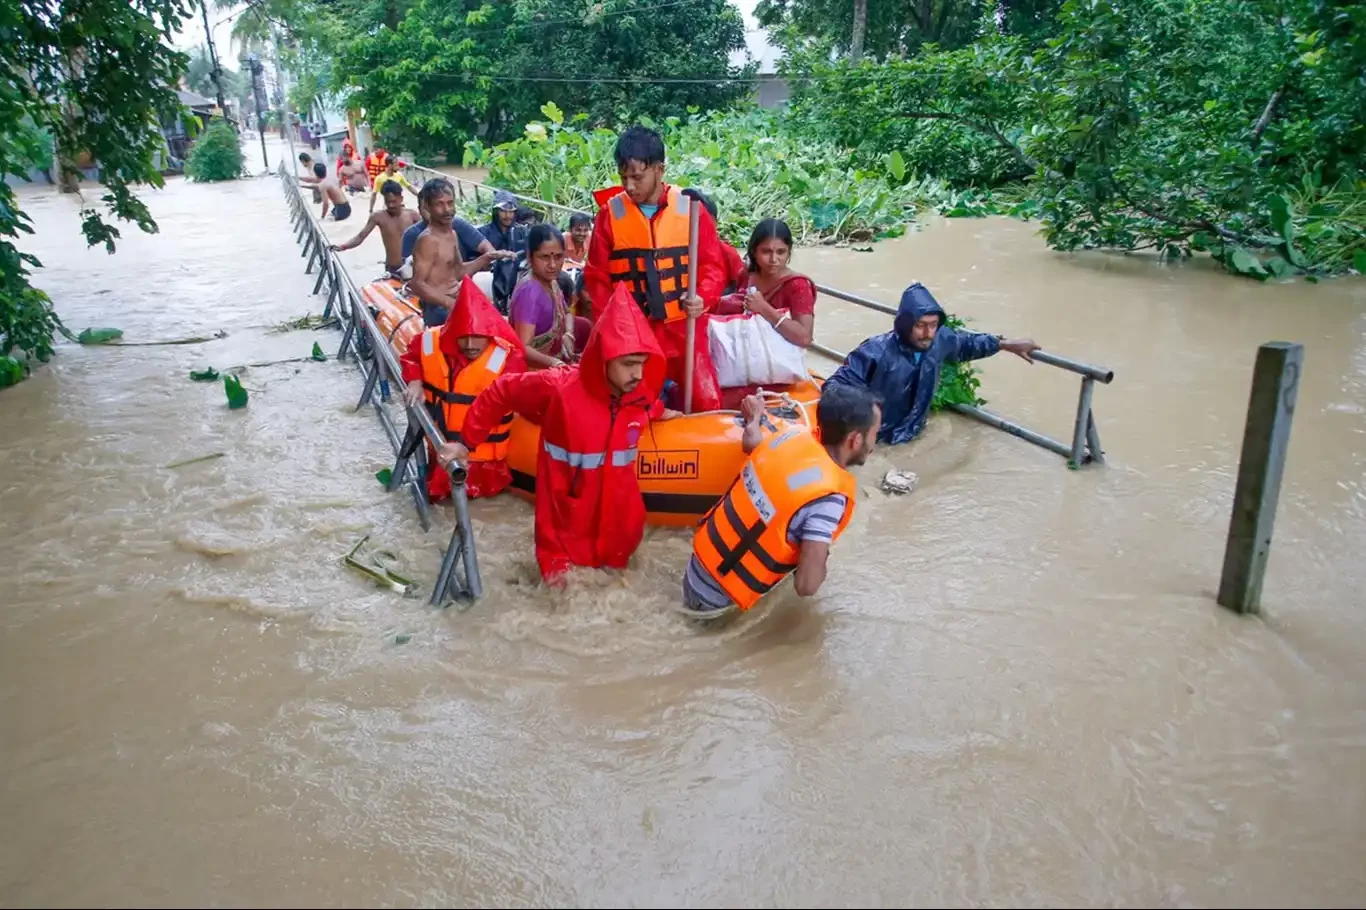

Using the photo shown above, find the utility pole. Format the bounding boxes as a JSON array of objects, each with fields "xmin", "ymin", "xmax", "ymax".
[
  {"xmin": 198, "ymin": 0, "xmax": 230, "ymax": 126},
  {"xmin": 273, "ymin": 29, "xmax": 297, "ymax": 173},
  {"xmin": 247, "ymin": 53, "xmax": 269, "ymax": 171}
]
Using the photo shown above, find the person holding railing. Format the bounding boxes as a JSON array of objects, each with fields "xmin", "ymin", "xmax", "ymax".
[
  {"xmin": 399, "ymin": 278, "xmax": 527, "ymax": 501},
  {"xmin": 440, "ymin": 284, "xmax": 681, "ymax": 587},
  {"xmin": 826, "ymin": 282, "xmax": 1040, "ymax": 445}
]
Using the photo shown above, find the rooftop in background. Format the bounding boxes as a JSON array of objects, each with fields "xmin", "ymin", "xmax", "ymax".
[{"xmin": 176, "ymin": 88, "xmax": 216, "ymax": 109}]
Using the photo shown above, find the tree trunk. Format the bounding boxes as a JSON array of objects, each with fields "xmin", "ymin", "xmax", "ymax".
[{"xmin": 851, "ymin": 0, "xmax": 867, "ymax": 62}]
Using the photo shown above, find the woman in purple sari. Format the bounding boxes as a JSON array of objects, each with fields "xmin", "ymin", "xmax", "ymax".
[{"xmin": 508, "ymin": 224, "xmax": 592, "ymax": 369}]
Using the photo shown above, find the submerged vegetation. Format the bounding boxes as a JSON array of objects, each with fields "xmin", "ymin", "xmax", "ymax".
[{"xmin": 466, "ymin": 104, "xmax": 942, "ymax": 247}]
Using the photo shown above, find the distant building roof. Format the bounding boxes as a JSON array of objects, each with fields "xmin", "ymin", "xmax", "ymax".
[{"xmin": 177, "ymin": 88, "xmax": 215, "ymax": 109}]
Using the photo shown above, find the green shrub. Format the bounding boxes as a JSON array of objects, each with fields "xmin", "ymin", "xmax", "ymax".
[{"xmin": 185, "ymin": 118, "xmax": 244, "ymax": 182}]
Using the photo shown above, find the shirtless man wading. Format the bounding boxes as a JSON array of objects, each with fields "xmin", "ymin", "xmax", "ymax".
[
  {"xmin": 314, "ymin": 162, "xmax": 352, "ymax": 222},
  {"xmin": 408, "ymin": 178, "xmax": 515, "ymax": 326},
  {"xmin": 330, "ymin": 180, "xmax": 421, "ymax": 277}
]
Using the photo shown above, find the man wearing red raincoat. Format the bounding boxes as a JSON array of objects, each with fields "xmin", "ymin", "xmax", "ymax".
[
  {"xmin": 583, "ymin": 125, "xmax": 727, "ymax": 413},
  {"xmin": 400, "ymin": 278, "xmax": 527, "ymax": 501},
  {"xmin": 444, "ymin": 285, "xmax": 676, "ymax": 585}
]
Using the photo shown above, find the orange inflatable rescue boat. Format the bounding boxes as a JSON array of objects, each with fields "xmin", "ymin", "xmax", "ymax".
[{"xmin": 361, "ymin": 278, "xmax": 823, "ymax": 527}]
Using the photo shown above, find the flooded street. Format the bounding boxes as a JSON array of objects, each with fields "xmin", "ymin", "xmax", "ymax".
[{"xmin": 3, "ymin": 153, "xmax": 1365, "ymax": 908}]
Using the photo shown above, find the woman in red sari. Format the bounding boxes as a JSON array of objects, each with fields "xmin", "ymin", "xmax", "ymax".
[{"xmin": 715, "ymin": 218, "xmax": 817, "ymax": 409}]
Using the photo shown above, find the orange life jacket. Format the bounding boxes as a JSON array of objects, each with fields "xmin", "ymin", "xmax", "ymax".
[
  {"xmin": 419, "ymin": 329, "xmax": 515, "ymax": 462},
  {"xmin": 692, "ymin": 426, "xmax": 857, "ymax": 611},
  {"xmin": 606, "ymin": 185, "xmax": 693, "ymax": 323}
]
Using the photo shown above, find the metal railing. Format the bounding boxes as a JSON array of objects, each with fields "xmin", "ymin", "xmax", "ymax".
[
  {"xmin": 403, "ymin": 162, "xmax": 588, "ymax": 222},
  {"xmin": 376, "ymin": 164, "xmax": 1112, "ymax": 468},
  {"xmin": 278, "ymin": 164, "xmax": 484, "ymax": 605},
  {"xmin": 810, "ymin": 284, "xmax": 1113, "ymax": 469}
]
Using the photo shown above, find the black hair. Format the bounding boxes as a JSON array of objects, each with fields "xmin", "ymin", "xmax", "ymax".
[
  {"xmin": 556, "ymin": 272, "xmax": 575, "ymax": 300},
  {"xmin": 746, "ymin": 218, "xmax": 795, "ymax": 272},
  {"xmin": 681, "ymin": 188, "xmax": 718, "ymax": 220},
  {"xmin": 568, "ymin": 211, "xmax": 592, "ymax": 229},
  {"xmin": 614, "ymin": 125, "xmax": 666, "ymax": 169},
  {"xmin": 817, "ymin": 384, "xmax": 882, "ymax": 446},
  {"xmin": 298, "ymin": 152, "xmax": 312, "ymax": 164},
  {"xmin": 312, "ymin": 162, "xmax": 326, "ymax": 178},
  {"xmin": 380, "ymin": 179, "xmax": 403, "ymax": 197},
  {"xmin": 514, "ymin": 206, "xmax": 539, "ymax": 224},
  {"xmin": 418, "ymin": 178, "xmax": 454, "ymax": 207},
  {"xmin": 526, "ymin": 222, "xmax": 565, "ymax": 256}
]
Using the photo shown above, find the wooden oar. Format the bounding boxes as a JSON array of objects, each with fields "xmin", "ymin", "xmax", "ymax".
[{"xmin": 683, "ymin": 197, "xmax": 701, "ymax": 414}]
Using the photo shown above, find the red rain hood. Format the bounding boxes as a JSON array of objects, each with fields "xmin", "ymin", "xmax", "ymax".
[
  {"xmin": 440, "ymin": 277, "xmax": 523, "ymax": 363},
  {"xmin": 578, "ymin": 283, "xmax": 665, "ymax": 404},
  {"xmin": 592, "ymin": 185, "xmax": 626, "ymax": 208}
]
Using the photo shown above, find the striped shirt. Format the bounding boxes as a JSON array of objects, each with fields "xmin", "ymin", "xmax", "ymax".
[{"xmin": 682, "ymin": 493, "xmax": 849, "ymax": 612}]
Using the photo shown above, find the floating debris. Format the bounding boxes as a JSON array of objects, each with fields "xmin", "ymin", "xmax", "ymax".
[
  {"xmin": 189, "ymin": 367, "xmax": 220, "ymax": 382},
  {"xmin": 270, "ymin": 313, "xmax": 333, "ymax": 333},
  {"xmin": 311, "ymin": 341, "xmax": 327, "ymax": 362},
  {"xmin": 224, "ymin": 374, "xmax": 248, "ymax": 409},
  {"xmin": 77, "ymin": 327, "xmax": 124, "ymax": 344},
  {"xmin": 880, "ymin": 469, "xmax": 918, "ymax": 495},
  {"xmin": 166, "ymin": 451, "xmax": 226, "ymax": 469},
  {"xmin": 342, "ymin": 535, "xmax": 419, "ymax": 597}
]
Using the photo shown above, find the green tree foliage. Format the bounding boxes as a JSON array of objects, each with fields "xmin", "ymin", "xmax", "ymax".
[
  {"xmin": 1, "ymin": 0, "xmax": 192, "ymax": 380},
  {"xmin": 186, "ymin": 118, "xmax": 245, "ymax": 180},
  {"xmin": 338, "ymin": 0, "xmax": 751, "ymax": 159},
  {"xmin": 758, "ymin": 0, "xmax": 1058, "ymax": 60},
  {"xmin": 185, "ymin": 45, "xmax": 248, "ymax": 103},
  {"xmin": 792, "ymin": 0, "xmax": 1365, "ymax": 277}
]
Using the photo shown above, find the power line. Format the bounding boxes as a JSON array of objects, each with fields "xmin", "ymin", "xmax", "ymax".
[{"xmin": 457, "ymin": 0, "xmax": 722, "ymax": 38}]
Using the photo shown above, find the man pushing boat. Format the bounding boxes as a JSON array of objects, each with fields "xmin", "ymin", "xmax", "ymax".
[
  {"xmin": 408, "ymin": 178, "xmax": 517, "ymax": 327},
  {"xmin": 400, "ymin": 277, "xmax": 527, "ymax": 501},
  {"xmin": 440, "ymin": 284, "xmax": 680, "ymax": 586},
  {"xmin": 583, "ymin": 126, "xmax": 728, "ymax": 412}
]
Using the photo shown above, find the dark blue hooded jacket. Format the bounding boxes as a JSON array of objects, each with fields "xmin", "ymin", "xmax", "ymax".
[{"xmin": 827, "ymin": 283, "xmax": 1000, "ymax": 444}]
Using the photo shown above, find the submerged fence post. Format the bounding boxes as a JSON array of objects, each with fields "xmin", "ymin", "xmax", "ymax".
[{"xmin": 1217, "ymin": 341, "xmax": 1303, "ymax": 615}]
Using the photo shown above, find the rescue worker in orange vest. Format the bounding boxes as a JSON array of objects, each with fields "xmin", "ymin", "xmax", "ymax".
[
  {"xmin": 584, "ymin": 125, "xmax": 726, "ymax": 412},
  {"xmin": 680, "ymin": 383, "xmax": 883, "ymax": 619},
  {"xmin": 399, "ymin": 277, "xmax": 527, "ymax": 502}
]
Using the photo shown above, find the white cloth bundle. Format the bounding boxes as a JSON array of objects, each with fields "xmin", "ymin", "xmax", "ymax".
[{"xmin": 707, "ymin": 311, "xmax": 808, "ymax": 388}]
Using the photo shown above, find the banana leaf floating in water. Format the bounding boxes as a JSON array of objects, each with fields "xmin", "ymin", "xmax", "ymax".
[{"xmin": 342, "ymin": 535, "xmax": 419, "ymax": 597}]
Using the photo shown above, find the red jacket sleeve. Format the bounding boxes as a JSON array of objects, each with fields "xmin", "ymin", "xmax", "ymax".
[
  {"xmin": 460, "ymin": 369, "xmax": 562, "ymax": 448},
  {"xmin": 693, "ymin": 206, "xmax": 726, "ymax": 311},
  {"xmin": 584, "ymin": 206, "xmax": 616, "ymax": 322},
  {"xmin": 400, "ymin": 332, "xmax": 424, "ymax": 384}
]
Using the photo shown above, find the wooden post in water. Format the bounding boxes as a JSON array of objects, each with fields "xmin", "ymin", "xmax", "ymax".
[{"xmin": 1217, "ymin": 341, "xmax": 1303, "ymax": 615}]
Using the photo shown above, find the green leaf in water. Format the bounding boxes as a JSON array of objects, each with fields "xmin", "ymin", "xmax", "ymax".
[
  {"xmin": 394, "ymin": 633, "xmax": 412, "ymax": 645},
  {"xmin": 77, "ymin": 327, "xmax": 124, "ymax": 344},
  {"xmin": 311, "ymin": 341, "xmax": 327, "ymax": 362},
  {"xmin": 1265, "ymin": 256, "xmax": 1293, "ymax": 278},
  {"xmin": 852, "ymin": 245, "xmax": 874, "ymax": 252},
  {"xmin": 376, "ymin": 467, "xmax": 393, "ymax": 486},
  {"xmin": 0, "ymin": 355, "xmax": 25, "ymax": 388},
  {"xmin": 1228, "ymin": 247, "xmax": 1268, "ymax": 279},
  {"xmin": 189, "ymin": 367, "xmax": 219, "ymax": 381},
  {"xmin": 224, "ymin": 374, "xmax": 248, "ymax": 409}
]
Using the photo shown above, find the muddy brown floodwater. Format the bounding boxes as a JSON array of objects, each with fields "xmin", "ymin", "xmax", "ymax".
[{"xmin": 3, "ymin": 150, "xmax": 1365, "ymax": 908}]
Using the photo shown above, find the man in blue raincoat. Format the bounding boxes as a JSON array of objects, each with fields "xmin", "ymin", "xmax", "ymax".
[{"xmin": 827, "ymin": 282, "xmax": 1040, "ymax": 445}]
